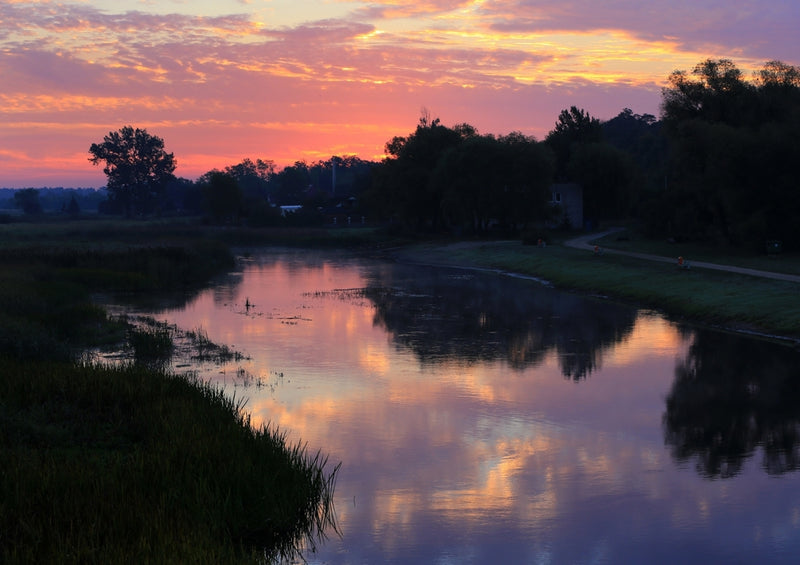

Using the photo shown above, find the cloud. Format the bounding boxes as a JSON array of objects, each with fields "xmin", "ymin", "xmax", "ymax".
[
  {"xmin": 352, "ymin": 0, "xmax": 476, "ymax": 19},
  {"xmin": 479, "ymin": 0, "xmax": 800, "ymax": 62},
  {"xmin": 1, "ymin": 0, "xmax": 797, "ymax": 186}
]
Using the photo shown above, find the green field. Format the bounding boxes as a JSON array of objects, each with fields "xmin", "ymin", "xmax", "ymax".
[{"xmin": 392, "ymin": 234, "xmax": 800, "ymax": 342}]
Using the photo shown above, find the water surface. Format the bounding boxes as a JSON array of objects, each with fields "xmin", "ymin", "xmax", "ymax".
[{"xmin": 124, "ymin": 249, "xmax": 800, "ymax": 564}]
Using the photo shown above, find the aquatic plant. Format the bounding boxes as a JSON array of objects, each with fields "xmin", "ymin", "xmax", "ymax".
[
  {"xmin": 186, "ymin": 326, "xmax": 246, "ymax": 363},
  {"xmin": 128, "ymin": 321, "xmax": 174, "ymax": 364}
]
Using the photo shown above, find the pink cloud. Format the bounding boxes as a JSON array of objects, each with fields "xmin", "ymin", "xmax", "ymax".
[
  {"xmin": 480, "ymin": 0, "xmax": 800, "ymax": 61},
  {"xmin": 1, "ymin": 1, "xmax": 797, "ymax": 187}
]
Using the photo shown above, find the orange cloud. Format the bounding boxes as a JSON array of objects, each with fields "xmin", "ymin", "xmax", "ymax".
[{"xmin": 1, "ymin": 1, "xmax": 796, "ymax": 186}]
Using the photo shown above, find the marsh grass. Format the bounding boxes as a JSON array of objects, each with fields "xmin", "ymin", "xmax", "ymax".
[
  {"xmin": 128, "ymin": 320, "xmax": 174, "ymax": 364},
  {"xmin": 185, "ymin": 326, "xmax": 247, "ymax": 362},
  {"xmin": 0, "ymin": 219, "xmax": 341, "ymax": 562},
  {"xmin": 0, "ymin": 359, "xmax": 340, "ymax": 564}
]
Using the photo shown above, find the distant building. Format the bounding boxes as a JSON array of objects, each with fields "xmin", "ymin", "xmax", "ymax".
[
  {"xmin": 279, "ymin": 205, "xmax": 302, "ymax": 216},
  {"xmin": 549, "ymin": 183, "xmax": 583, "ymax": 230}
]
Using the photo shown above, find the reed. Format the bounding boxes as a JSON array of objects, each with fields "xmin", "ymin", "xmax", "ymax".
[
  {"xmin": 0, "ymin": 219, "xmax": 341, "ymax": 562},
  {"xmin": 185, "ymin": 326, "xmax": 246, "ymax": 362},
  {"xmin": 0, "ymin": 359, "xmax": 339, "ymax": 564},
  {"xmin": 128, "ymin": 322, "xmax": 174, "ymax": 364}
]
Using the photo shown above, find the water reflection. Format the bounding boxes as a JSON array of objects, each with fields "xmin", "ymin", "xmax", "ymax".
[
  {"xmin": 122, "ymin": 250, "xmax": 800, "ymax": 564},
  {"xmin": 664, "ymin": 330, "xmax": 800, "ymax": 478},
  {"xmin": 363, "ymin": 265, "xmax": 638, "ymax": 379}
]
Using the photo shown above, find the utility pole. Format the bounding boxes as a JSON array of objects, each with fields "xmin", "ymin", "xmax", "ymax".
[{"xmin": 331, "ymin": 157, "xmax": 337, "ymax": 196}]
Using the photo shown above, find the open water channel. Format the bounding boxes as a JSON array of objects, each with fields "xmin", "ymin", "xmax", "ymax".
[{"xmin": 114, "ymin": 248, "xmax": 800, "ymax": 564}]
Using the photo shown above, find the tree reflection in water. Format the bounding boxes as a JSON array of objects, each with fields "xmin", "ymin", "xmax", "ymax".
[
  {"xmin": 360, "ymin": 266, "xmax": 637, "ymax": 380},
  {"xmin": 663, "ymin": 330, "xmax": 800, "ymax": 478}
]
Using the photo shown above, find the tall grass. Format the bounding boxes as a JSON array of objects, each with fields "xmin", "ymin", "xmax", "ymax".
[
  {"xmin": 128, "ymin": 322, "xmax": 174, "ymax": 365},
  {"xmin": 0, "ymin": 359, "xmax": 339, "ymax": 564},
  {"xmin": 185, "ymin": 326, "xmax": 246, "ymax": 362},
  {"xmin": 0, "ymin": 219, "xmax": 341, "ymax": 562}
]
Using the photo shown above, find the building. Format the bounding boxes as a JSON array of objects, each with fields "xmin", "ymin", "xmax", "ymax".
[{"xmin": 549, "ymin": 183, "xmax": 583, "ymax": 229}]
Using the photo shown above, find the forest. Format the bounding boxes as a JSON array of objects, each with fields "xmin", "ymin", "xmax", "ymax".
[{"xmin": 5, "ymin": 58, "xmax": 800, "ymax": 252}]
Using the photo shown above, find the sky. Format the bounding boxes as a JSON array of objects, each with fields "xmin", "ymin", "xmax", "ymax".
[{"xmin": 1, "ymin": 1, "xmax": 798, "ymax": 188}]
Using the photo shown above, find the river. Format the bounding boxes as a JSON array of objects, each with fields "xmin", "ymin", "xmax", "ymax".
[{"xmin": 115, "ymin": 248, "xmax": 800, "ymax": 564}]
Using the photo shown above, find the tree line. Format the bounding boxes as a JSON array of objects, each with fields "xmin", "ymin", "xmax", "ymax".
[{"xmin": 14, "ymin": 58, "xmax": 796, "ymax": 250}]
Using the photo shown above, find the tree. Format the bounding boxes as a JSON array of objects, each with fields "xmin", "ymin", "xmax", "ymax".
[
  {"xmin": 754, "ymin": 60, "xmax": 800, "ymax": 123},
  {"xmin": 435, "ymin": 134, "xmax": 501, "ymax": 233},
  {"xmin": 89, "ymin": 126, "xmax": 176, "ymax": 217},
  {"xmin": 495, "ymin": 132, "xmax": 554, "ymax": 229},
  {"xmin": 433, "ymin": 132, "xmax": 554, "ymax": 235},
  {"xmin": 270, "ymin": 161, "xmax": 311, "ymax": 205},
  {"xmin": 545, "ymin": 106, "xmax": 602, "ymax": 180},
  {"xmin": 197, "ymin": 158, "xmax": 274, "ymax": 218},
  {"xmin": 661, "ymin": 59, "xmax": 754, "ymax": 128},
  {"xmin": 222, "ymin": 158, "xmax": 274, "ymax": 205},
  {"xmin": 13, "ymin": 188, "xmax": 42, "ymax": 215},
  {"xmin": 201, "ymin": 172, "xmax": 243, "ymax": 224},
  {"xmin": 568, "ymin": 142, "xmax": 637, "ymax": 220},
  {"xmin": 65, "ymin": 194, "xmax": 80, "ymax": 216},
  {"xmin": 602, "ymin": 108, "xmax": 666, "ymax": 195},
  {"xmin": 655, "ymin": 59, "xmax": 800, "ymax": 248},
  {"xmin": 373, "ymin": 114, "xmax": 477, "ymax": 230}
]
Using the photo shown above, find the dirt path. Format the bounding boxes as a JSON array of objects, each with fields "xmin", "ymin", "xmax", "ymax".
[{"xmin": 565, "ymin": 229, "xmax": 800, "ymax": 283}]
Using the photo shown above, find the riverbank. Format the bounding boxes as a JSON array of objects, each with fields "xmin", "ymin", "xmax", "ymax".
[
  {"xmin": 3, "ymin": 217, "xmax": 797, "ymax": 560},
  {"xmin": 385, "ymin": 237, "xmax": 800, "ymax": 345},
  {"xmin": 0, "ymin": 220, "xmax": 339, "ymax": 564}
]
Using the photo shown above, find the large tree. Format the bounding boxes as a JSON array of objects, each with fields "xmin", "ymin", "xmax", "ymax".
[
  {"xmin": 545, "ymin": 106, "xmax": 603, "ymax": 181},
  {"xmin": 374, "ymin": 114, "xmax": 477, "ymax": 230},
  {"xmin": 200, "ymin": 171, "xmax": 243, "ymax": 224},
  {"xmin": 436, "ymin": 132, "xmax": 554, "ymax": 234},
  {"xmin": 89, "ymin": 126, "xmax": 176, "ymax": 216},
  {"xmin": 656, "ymin": 59, "xmax": 800, "ymax": 248},
  {"xmin": 661, "ymin": 59, "xmax": 755, "ymax": 128}
]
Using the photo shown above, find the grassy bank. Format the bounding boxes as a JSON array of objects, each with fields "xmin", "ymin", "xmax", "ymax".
[
  {"xmin": 392, "ymin": 238, "xmax": 800, "ymax": 342},
  {"xmin": 1, "ymin": 360, "xmax": 338, "ymax": 564},
  {"xmin": 592, "ymin": 228, "xmax": 800, "ymax": 276},
  {"xmin": 0, "ymin": 219, "xmax": 340, "ymax": 563}
]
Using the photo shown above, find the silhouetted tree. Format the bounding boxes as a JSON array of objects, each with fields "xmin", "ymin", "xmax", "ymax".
[
  {"xmin": 661, "ymin": 59, "xmax": 755, "ymax": 128},
  {"xmin": 200, "ymin": 172, "xmax": 242, "ymax": 224},
  {"xmin": 655, "ymin": 59, "xmax": 800, "ymax": 248},
  {"xmin": 270, "ymin": 161, "xmax": 311, "ymax": 205},
  {"xmin": 602, "ymin": 108, "xmax": 666, "ymax": 193},
  {"xmin": 372, "ymin": 113, "xmax": 477, "ymax": 231},
  {"xmin": 65, "ymin": 194, "xmax": 80, "ymax": 216},
  {"xmin": 435, "ymin": 132, "xmax": 554, "ymax": 234},
  {"xmin": 89, "ymin": 126, "xmax": 176, "ymax": 217},
  {"xmin": 223, "ymin": 158, "xmax": 274, "ymax": 206},
  {"xmin": 13, "ymin": 188, "xmax": 42, "ymax": 215},
  {"xmin": 568, "ymin": 141, "xmax": 637, "ymax": 220},
  {"xmin": 545, "ymin": 106, "xmax": 603, "ymax": 181}
]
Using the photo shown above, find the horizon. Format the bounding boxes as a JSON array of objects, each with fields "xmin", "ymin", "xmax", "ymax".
[{"xmin": 1, "ymin": 1, "xmax": 798, "ymax": 188}]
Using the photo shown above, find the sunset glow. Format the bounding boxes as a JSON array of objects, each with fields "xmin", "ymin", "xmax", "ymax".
[{"xmin": 1, "ymin": 0, "xmax": 797, "ymax": 187}]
